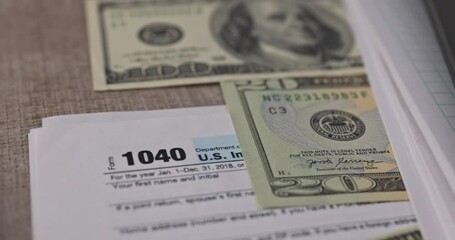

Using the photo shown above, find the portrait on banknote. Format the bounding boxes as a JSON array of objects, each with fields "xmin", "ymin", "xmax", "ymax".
[{"xmin": 212, "ymin": 0, "xmax": 354, "ymax": 69}]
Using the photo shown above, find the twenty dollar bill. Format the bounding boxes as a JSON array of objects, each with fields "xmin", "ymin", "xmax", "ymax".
[
  {"xmin": 86, "ymin": 0, "xmax": 363, "ymax": 90},
  {"xmin": 221, "ymin": 75, "xmax": 408, "ymax": 208},
  {"xmin": 376, "ymin": 226, "xmax": 422, "ymax": 240}
]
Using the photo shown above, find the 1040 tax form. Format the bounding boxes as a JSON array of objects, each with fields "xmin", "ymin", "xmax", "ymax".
[{"xmin": 29, "ymin": 106, "xmax": 416, "ymax": 239}]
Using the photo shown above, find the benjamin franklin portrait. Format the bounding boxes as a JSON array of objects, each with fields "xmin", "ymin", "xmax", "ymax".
[{"xmin": 211, "ymin": 0, "xmax": 354, "ymax": 69}]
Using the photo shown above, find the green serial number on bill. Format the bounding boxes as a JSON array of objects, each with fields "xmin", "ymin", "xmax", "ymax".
[{"xmin": 262, "ymin": 91, "xmax": 368, "ymax": 102}]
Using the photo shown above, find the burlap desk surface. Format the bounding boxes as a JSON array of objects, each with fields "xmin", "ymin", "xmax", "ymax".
[{"xmin": 0, "ymin": 1, "xmax": 224, "ymax": 239}]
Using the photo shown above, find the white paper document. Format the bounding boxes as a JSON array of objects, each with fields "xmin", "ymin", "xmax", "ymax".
[
  {"xmin": 30, "ymin": 107, "xmax": 417, "ymax": 239},
  {"xmin": 41, "ymin": 106, "xmax": 228, "ymax": 127}
]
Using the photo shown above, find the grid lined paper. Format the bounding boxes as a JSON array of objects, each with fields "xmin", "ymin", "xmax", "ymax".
[{"xmin": 377, "ymin": 0, "xmax": 455, "ymax": 131}]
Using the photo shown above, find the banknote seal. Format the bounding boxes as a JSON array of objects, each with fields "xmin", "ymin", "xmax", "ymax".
[
  {"xmin": 310, "ymin": 110, "xmax": 365, "ymax": 141},
  {"xmin": 138, "ymin": 23, "xmax": 183, "ymax": 45}
]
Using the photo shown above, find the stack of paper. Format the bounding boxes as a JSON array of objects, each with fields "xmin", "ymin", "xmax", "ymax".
[
  {"xmin": 29, "ymin": 106, "xmax": 418, "ymax": 239},
  {"xmin": 347, "ymin": 0, "xmax": 455, "ymax": 239}
]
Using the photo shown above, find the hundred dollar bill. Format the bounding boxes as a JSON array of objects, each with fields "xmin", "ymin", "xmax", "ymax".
[
  {"xmin": 85, "ymin": 0, "xmax": 363, "ymax": 90},
  {"xmin": 221, "ymin": 74, "xmax": 408, "ymax": 208}
]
